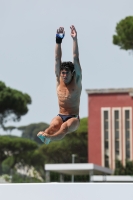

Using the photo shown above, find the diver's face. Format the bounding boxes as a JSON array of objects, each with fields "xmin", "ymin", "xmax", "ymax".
[{"xmin": 60, "ymin": 70, "xmax": 73, "ymax": 84}]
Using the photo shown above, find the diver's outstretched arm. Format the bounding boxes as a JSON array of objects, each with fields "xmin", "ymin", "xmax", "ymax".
[
  {"xmin": 70, "ymin": 25, "xmax": 82, "ymax": 81},
  {"xmin": 55, "ymin": 27, "xmax": 65, "ymax": 83}
]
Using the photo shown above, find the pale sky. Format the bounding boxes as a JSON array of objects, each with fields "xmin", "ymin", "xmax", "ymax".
[{"xmin": 0, "ymin": 0, "xmax": 133, "ymax": 135}]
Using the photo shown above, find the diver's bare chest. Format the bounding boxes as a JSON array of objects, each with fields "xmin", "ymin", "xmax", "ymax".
[{"xmin": 57, "ymin": 84, "xmax": 78, "ymax": 99}]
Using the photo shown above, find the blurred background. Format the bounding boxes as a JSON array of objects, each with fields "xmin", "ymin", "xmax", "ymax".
[{"xmin": 0, "ymin": 0, "xmax": 133, "ymax": 183}]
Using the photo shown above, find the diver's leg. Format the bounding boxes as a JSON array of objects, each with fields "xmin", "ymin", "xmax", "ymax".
[
  {"xmin": 44, "ymin": 116, "xmax": 63, "ymax": 135},
  {"xmin": 44, "ymin": 117, "xmax": 80, "ymax": 141},
  {"xmin": 37, "ymin": 116, "xmax": 63, "ymax": 144}
]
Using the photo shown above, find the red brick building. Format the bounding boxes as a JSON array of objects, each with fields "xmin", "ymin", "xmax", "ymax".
[{"xmin": 86, "ymin": 88, "xmax": 133, "ymax": 170}]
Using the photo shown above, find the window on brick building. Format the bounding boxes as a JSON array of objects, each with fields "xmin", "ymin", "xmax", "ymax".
[
  {"xmin": 104, "ymin": 111, "xmax": 109, "ymax": 167},
  {"xmin": 125, "ymin": 110, "xmax": 130, "ymax": 160},
  {"xmin": 114, "ymin": 110, "xmax": 120, "ymax": 167}
]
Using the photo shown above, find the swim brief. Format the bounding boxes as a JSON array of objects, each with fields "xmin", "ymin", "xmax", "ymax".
[{"xmin": 57, "ymin": 114, "xmax": 80, "ymax": 123}]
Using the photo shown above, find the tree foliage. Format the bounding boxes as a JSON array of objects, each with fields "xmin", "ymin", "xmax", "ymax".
[
  {"xmin": 0, "ymin": 81, "xmax": 31, "ymax": 128},
  {"xmin": 4, "ymin": 126, "xmax": 16, "ymax": 135},
  {"xmin": 4, "ymin": 126, "xmax": 16, "ymax": 131},
  {"xmin": 11, "ymin": 172, "xmax": 43, "ymax": 183},
  {"xmin": 114, "ymin": 160, "xmax": 133, "ymax": 175},
  {"xmin": 0, "ymin": 136, "xmax": 39, "ymax": 174},
  {"xmin": 76, "ymin": 117, "xmax": 88, "ymax": 134},
  {"xmin": 113, "ymin": 16, "xmax": 133, "ymax": 50}
]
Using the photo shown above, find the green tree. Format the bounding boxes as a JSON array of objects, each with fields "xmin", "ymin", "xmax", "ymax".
[
  {"xmin": 114, "ymin": 160, "xmax": 125, "ymax": 175},
  {"xmin": 125, "ymin": 160, "xmax": 133, "ymax": 175},
  {"xmin": 113, "ymin": 16, "xmax": 133, "ymax": 51},
  {"xmin": 1, "ymin": 156, "xmax": 15, "ymax": 174},
  {"xmin": 114, "ymin": 160, "xmax": 133, "ymax": 175},
  {"xmin": 11, "ymin": 172, "xmax": 43, "ymax": 183},
  {"xmin": 0, "ymin": 81, "xmax": 31, "ymax": 128},
  {"xmin": 0, "ymin": 136, "xmax": 38, "ymax": 174},
  {"xmin": 0, "ymin": 135, "xmax": 46, "ymax": 181},
  {"xmin": 4, "ymin": 126, "xmax": 16, "ymax": 135}
]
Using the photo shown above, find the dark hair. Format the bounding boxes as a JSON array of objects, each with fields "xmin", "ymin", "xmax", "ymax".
[{"xmin": 60, "ymin": 62, "xmax": 75, "ymax": 73}]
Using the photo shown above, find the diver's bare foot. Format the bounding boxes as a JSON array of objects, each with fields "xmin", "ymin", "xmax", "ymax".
[
  {"xmin": 37, "ymin": 131, "xmax": 52, "ymax": 144},
  {"xmin": 43, "ymin": 132, "xmax": 53, "ymax": 141}
]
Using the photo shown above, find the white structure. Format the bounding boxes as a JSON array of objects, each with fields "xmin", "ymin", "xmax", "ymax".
[
  {"xmin": 92, "ymin": 175, "xmax": 133, "ymax": 182},
  {"xmin": 0, "ymin": 183, "xmax": 132, "ymax": 200},
  {"xmin": 44, "ymin": 163, "xmax": 113, "ymax": 182}
]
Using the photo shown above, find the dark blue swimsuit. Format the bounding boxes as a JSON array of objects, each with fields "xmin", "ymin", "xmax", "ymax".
[{"xmin": 57, "ymin": 114, "xmax": 80, "ymax": 122}]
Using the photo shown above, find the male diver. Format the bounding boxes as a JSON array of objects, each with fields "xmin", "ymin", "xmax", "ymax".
[{"xmin": 37, "ymin": 25, "xmax": 82, "ymax": 144}]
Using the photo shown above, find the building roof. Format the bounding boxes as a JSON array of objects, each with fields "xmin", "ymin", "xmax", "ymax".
[
  {"xmin": 86, "ymin": 88, "xmax": 133, "ymax": 96},
  {"xmin": 44, "ymin": 163, "xmax": 113, "ymax": 175}
]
